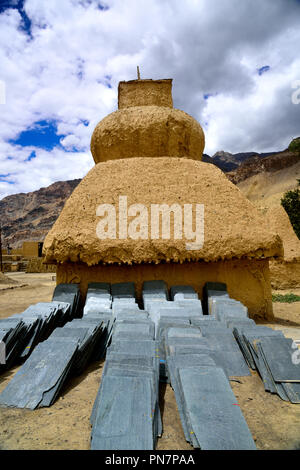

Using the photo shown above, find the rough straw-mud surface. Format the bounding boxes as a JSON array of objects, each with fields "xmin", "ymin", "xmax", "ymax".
[
  {"xmin": 265, "ymin": 205, "xmax": 300, "ymax": 262},
  {"xmin": 118, "ymin": 79, "xmax": 174, "ymax": 109},
  {"xmin": 262, "ymin": 205, "xmax": 300, "ymax": 289},
  {"xmin": 0, "ymin": 274, "xmax": 299, "ymax": 450},
  {"xmin": 91, "ymin": 107, "xmax": 205, "ymax": 163},
  {"xmin": 43, "ymin": 158, "xmax": 283, "ymax": 266}
]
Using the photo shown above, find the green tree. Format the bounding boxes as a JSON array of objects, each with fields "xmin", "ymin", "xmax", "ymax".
[
  {"xmin": 281, "ymin": 180, "xmax": 300, "ymax": 239},
  {"xmin": 288, "ymin": 137, "xmax": 300, "ymax": 153}
]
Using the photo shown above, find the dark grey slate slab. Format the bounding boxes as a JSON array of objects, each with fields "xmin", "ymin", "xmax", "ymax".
[
  {"xmin": 170, "ymin": 285, "xmax": 198, "ymax": 301},
  {"xmin": 86, "ymin": 283, "xmax": 111, "ymax": 300},
  {"xmin": 52, "ymin": 284, "xmax": 81, "ymax": 318},
  {"xmin": 226, "ymin": 318, "xmax": 255, "ymax": 330},
  {"xmin": 111, "ymin": 282, "xmax": 136, "ymax": 299},
  {"xmin": 90, "ymin": 353, "xmax": 159, "ymax": 429},
  {"xmin": 198, "ymin": 324, "xmax": 229, "ymax": 335},
  {"xmin": 91, "ymin": 375, "xmax": 154, "ymax": 450},
  {"xmin": 248, "ymin": 342, "xmax": 276, "ymax": 393},
  {"xmin": 202, "ymin": 282, "xmax": 228, "ymax": 315},
  {"xmin": 174, "ymin": 300, "xmax": 203, "ymax": 313},
  {"xmin": 281, "ymin": 382, "xmax": 300, "ymax": 404},
  {"xmin": 112, "ymin": 322, "xmax": 155, "ymax": 341},
  {"xmin": 178, "ymin": 366, "xmax": 256, "ymax": 450},
  {"xmin": 1, "ymin": 302, "xmax": 72, "ymax": 366},
  {"xmin": 211, "ymin": 299, "xmax": 248, "ymax": 320},
  {"xmin": 167, "ymin": 344, "xmax": 214, "ymax": 356},
  {"xmin": 190, "ymin": 317, "xmax": 218, "ymax": 327},
  {"xmin": 233, "ymin": 326, "xmax": 283, "ymax": 370},
  {"xmin": 83, "ymin": 298, "xmax": 111, "ymax": 315},
  {"xmin": 0, "ymin": 338, "xmax": 78, "ymax": 409},
  {"xmin": 258, "ymin": 337, "xmax": 300, "ymax": 382},
  {"xmin": 102, "ymin": 365, "xmax": 161, "ymax": 440},
  {"xmin": 142, "ymin": 280, "xmax": 168, "ymax": 301},
  {"xmin": 107, "ymin": 340, "xmax": 159, "ymax": 357},
  {"xmin": 209, "ymin": 351, "xmax": 251, "ymax": 377},
  {"xmin": 202, "ymin": 331, "xmax": 242, "ymax": 353},
  {"xmin": 167, "ymin": 354, "xmax": 217, "ymax": 444},
  {"xmin": 166, "ymin": 327, "xmax": 202, "ymax": 339}
]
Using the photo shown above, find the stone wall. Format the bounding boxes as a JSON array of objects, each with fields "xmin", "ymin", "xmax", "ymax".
[{"xmin": 26, "ymin": 257, "xmax": 56, "ymax": 273}]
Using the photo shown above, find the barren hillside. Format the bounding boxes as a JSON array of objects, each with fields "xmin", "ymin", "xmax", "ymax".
[
  {"xmin": 0, "ymin": 179, "xmax": 81, "ymax": 248},
  {"xmin": 235, "ymin": 159, "xmax": 300, "ymax": 208}
]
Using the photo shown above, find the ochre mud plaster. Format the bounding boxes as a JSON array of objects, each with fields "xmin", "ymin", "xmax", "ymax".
[
  {"xmin": 264, "ymin": 205, "xmax": 300, "ymax": 289},
  {"xmin": 56, "ymin": 258, "xmax": 273, "ymax": 320},
  {"xmin": 91, "ymin": 78, "xmax": 205, "ymax": 163},
  {"xmin": 270, "ymin": 260, "xmax": 300, "ymax": 289},
  {"xmin": 43, "ymin": 158, "xmax": 283, "ymax": 266},
  {"xmin": 118, "ymin": 79, "xmax": 173, "ymax": 109},
  {"xmin": 91, "ymin": 106, "xmax": 205, "ymax": 163}
]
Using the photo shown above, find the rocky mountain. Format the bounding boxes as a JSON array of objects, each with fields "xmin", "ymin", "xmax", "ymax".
[
  {"xmin": 203, "ymin": 150, "xmax": 282, "ymax": 172},
  {"xmin": 0, "ymin": 179, "xmax": 81, "ymax": 248},
  {"xmin": 231, "ymin": 152, "xmax": 300, "ymax": 208},
  {"xmin": 0, "ymin": 140, "xmax": 299, "ymax": 248},
  {"xmin": 227, "ymin": 149, "xmax": 300, "ymax": 185}
]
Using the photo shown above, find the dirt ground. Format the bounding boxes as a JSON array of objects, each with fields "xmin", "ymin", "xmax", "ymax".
[{"xmin": 0, "ymin": 273, "xmax": 299, "ymax": 451}]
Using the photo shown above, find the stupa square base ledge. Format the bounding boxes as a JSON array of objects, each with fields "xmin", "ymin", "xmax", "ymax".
[{"xmin": 56, "ymin": 258, "xmax": 274, "ymax": 321}]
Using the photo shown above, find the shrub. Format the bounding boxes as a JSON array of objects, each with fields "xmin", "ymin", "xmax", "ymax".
[
  {"xmin": 288, "ymin": 137, "xmax": 300, "ymax": 152},
  {"xmin": 272, "ymin": 293, "xmax": 300, "ymax": 303},
  {"xmin": 281, "ymin": 180, "xmax": 300, "ymax": 239}
]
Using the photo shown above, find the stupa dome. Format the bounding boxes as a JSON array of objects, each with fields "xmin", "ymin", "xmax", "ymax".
[{"xmin": 91, "ymin": 79, "xmax": 205, "ymax": 163}]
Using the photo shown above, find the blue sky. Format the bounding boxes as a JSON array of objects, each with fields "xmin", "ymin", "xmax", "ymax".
[{"xmin": 0, "ymin": 0, "xmax": 300, "ymax": 199}]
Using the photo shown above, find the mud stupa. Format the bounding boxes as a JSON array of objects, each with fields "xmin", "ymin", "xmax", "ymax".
[
  {"xmin": 43, "ymin": 76, "xmax": 283, "ymax": 319},
  {"xmin": 265, "ymin": 205, "xmax": 300, "ymax": 289}
]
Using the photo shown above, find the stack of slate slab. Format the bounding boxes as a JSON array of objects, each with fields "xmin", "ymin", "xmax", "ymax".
[
  {"xmin": 142, "ymin": 282, "xmax": 204, "ymax": 381},
  {"xmin": 170, "ymin": 285, "xmax": 199, "ymax": 301},
  {"xmin": 202, "ymin": 281, "xmax": 229, "ymax": 315},
  {"xmin": 52, "ymin": 283, "xmax": 81, "ymax": 318},
  {"xmin": 111, "ymin": 282, "xmax": 140, "ymax": 317},
  {"xmin": 233, "ymin": 325, "xmax": 300, "ymax": 403},
  {"xmin": 111, "ymin": 282, "xmax": 136, "ymax": 299},
  {"xmin": 0, "ymin": 311, "xmax": 110, "ymax": 408},
  {"xmin": 82, "ymin": 283, "xmax": 114, "ymax": 356},
  {"xmin": 50, "ymin": 315, "xmax": 110, "ymax": 374},
  {"xmin": 144, "ymin": 284, "xmax": 203, "ymax": 332},
  {"xmin": 0, "ymin": 302, "xmax": 71, "ymax": 370},
  {"xmin": 0, "ymin": 318, "xmax": 36, "ymax": 370},
  {"xmin": 0, "ymin": 334, "xmax": 79, "ymax": 409},
  {"xmin": 142, "ymin": 280, "xmax": 169, "ymax": 307},
  {"xmin": 83, "ymin": 282, "xmax": 112, "ymax": 316},
  {"xmin": 90, "ymin": 304, "xmax": 161, "ymax": 450}
]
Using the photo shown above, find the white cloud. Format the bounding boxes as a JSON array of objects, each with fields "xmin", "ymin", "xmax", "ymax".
[{"xmin": 0, "ymin": 0, "xmax": 299, "ymax": 199}]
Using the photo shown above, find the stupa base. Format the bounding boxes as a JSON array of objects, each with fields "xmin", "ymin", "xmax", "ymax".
[{"xmin": 56, "ymin": 258, "xmax": 273, "ymax": 320}]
